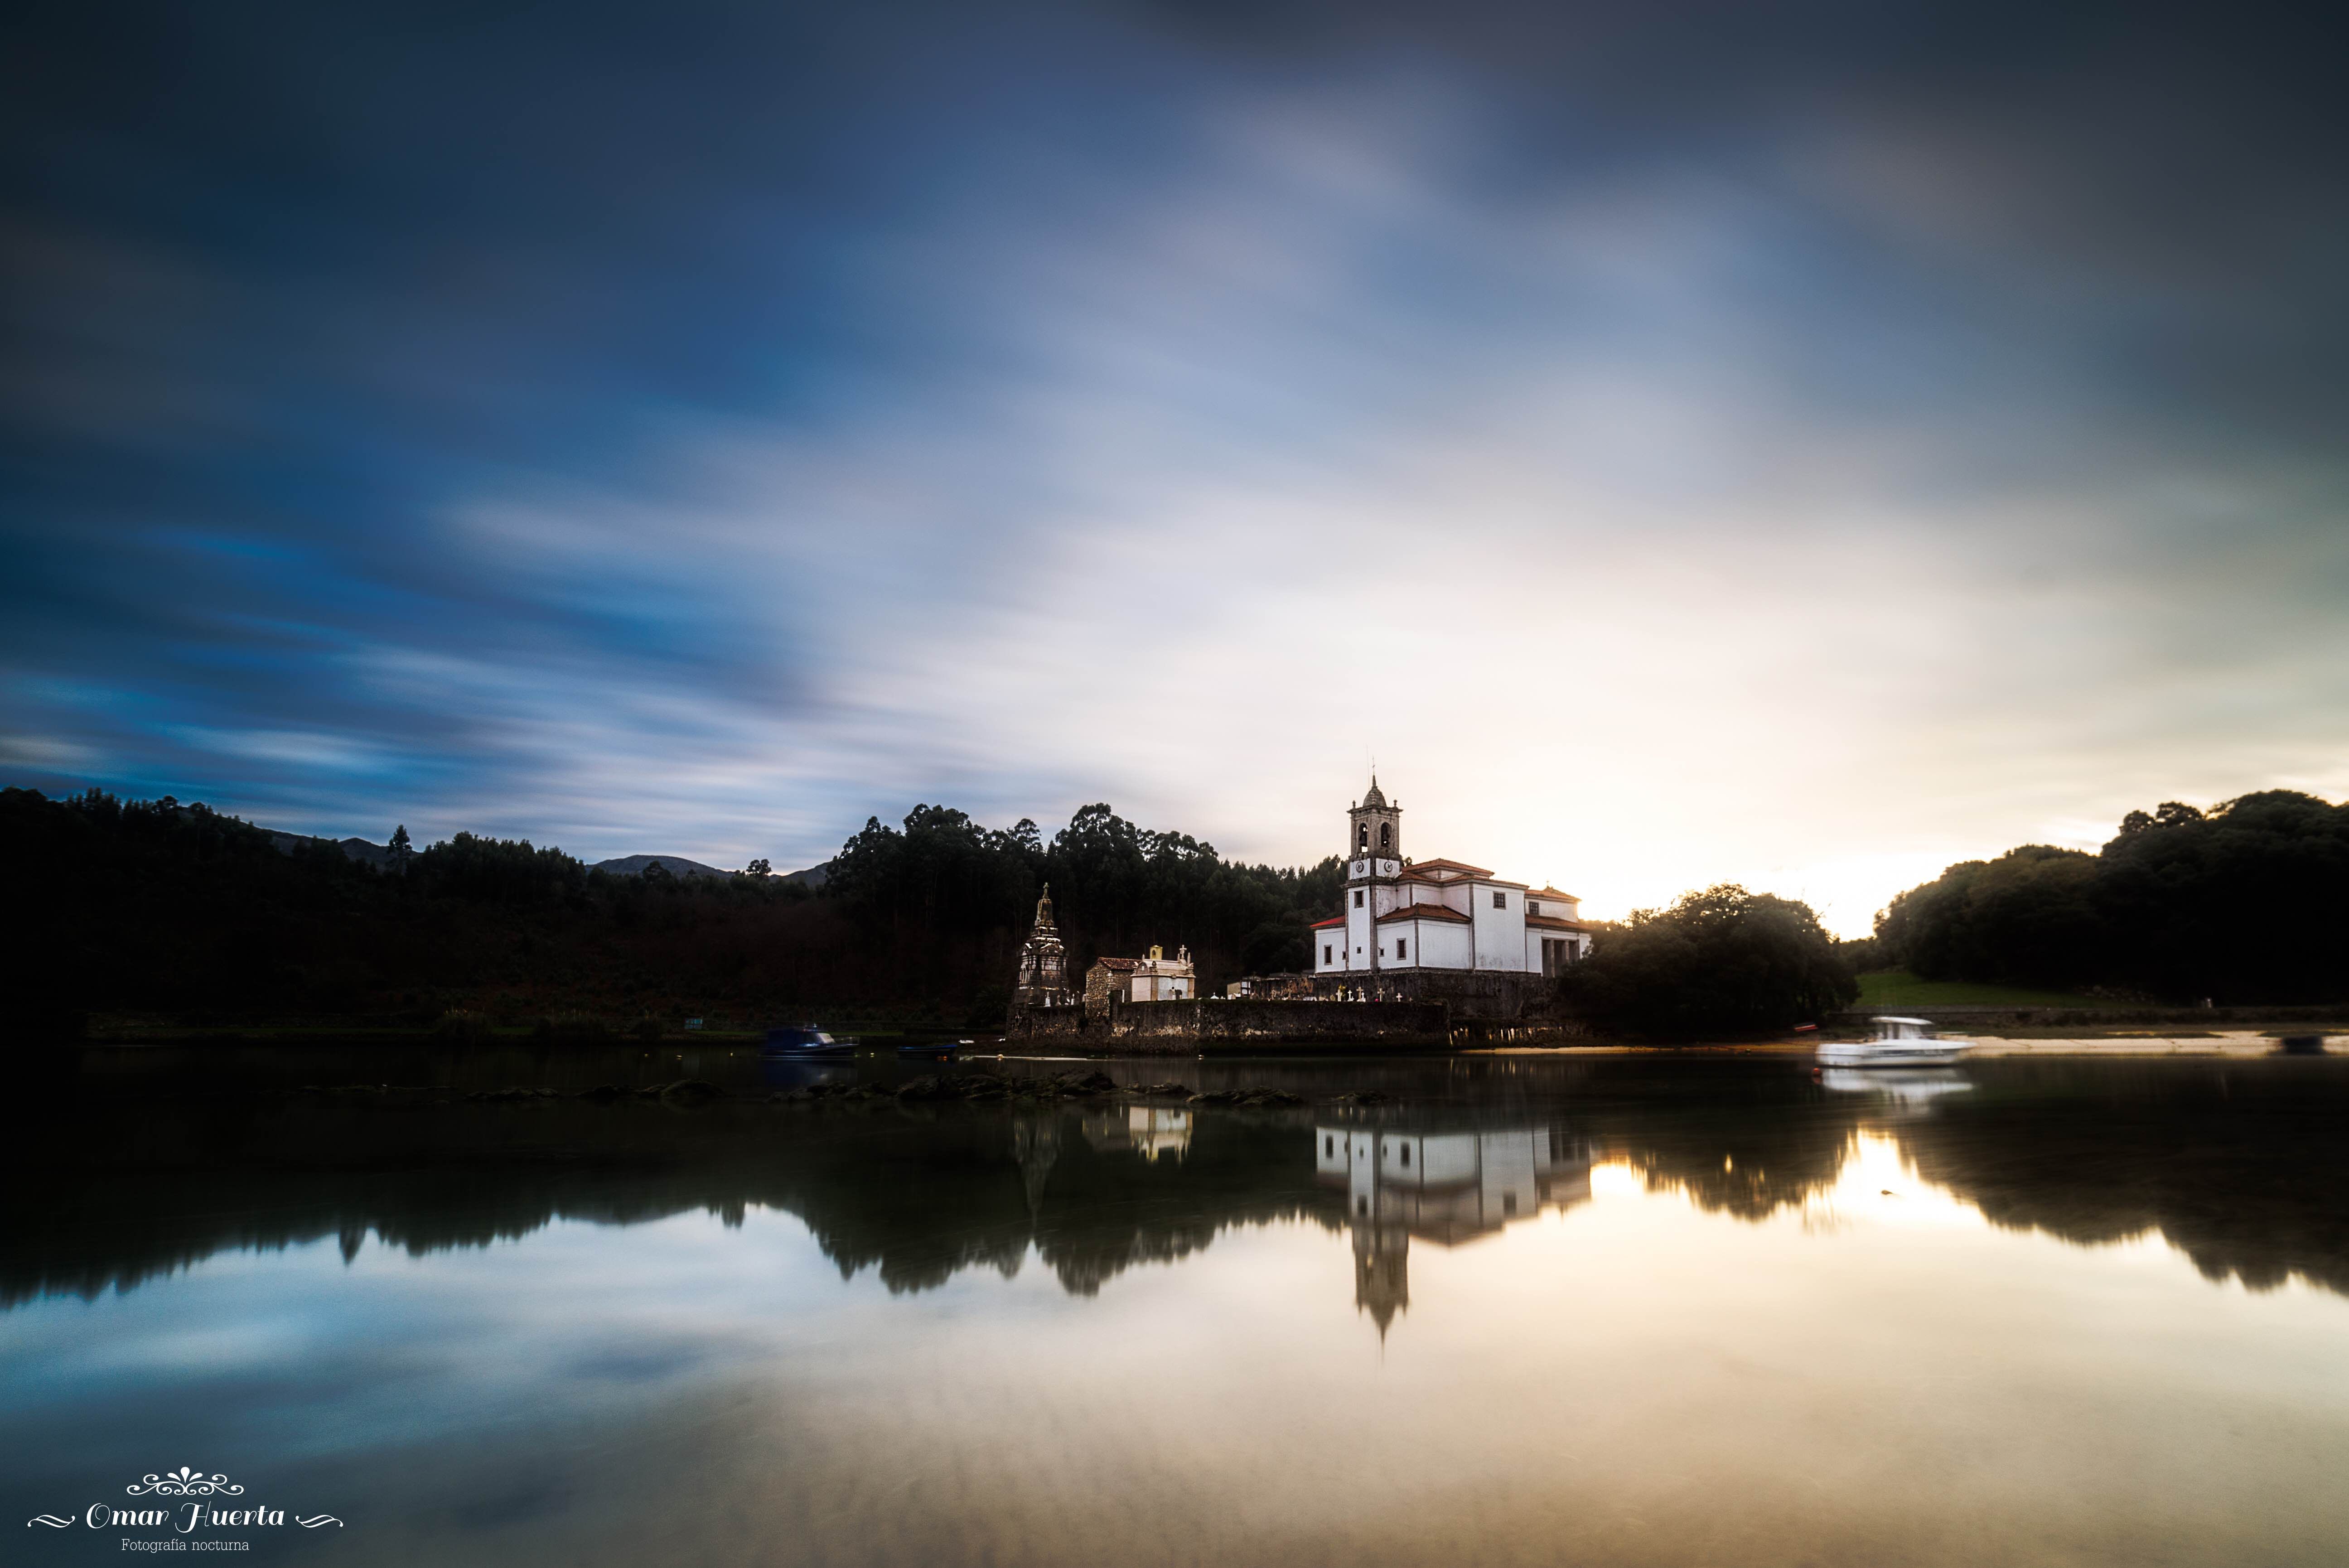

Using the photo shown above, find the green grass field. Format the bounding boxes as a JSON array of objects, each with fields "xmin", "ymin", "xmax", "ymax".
[{"xmin": 1854, "ymin": 969, "xmax": 2127, "ymax": 1009}]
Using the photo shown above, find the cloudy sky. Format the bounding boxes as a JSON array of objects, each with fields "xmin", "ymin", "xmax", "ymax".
[{"xmin": 5, "ymin": 0, "xmax": 2344, "ymax": 932}]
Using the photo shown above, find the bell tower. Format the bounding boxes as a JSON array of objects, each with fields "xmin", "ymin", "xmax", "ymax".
[
  {"xmin": 1344, "ymin": 776, "xmax": 1402, "ymax": 975},
  {"xmin": 1348, "ymin": 775, "xmax": 1401, "ymax": 869}
]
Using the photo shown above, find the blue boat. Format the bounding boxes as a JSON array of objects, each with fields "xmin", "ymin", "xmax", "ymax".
[{"xmin": 763, "ymin": 1024, "xmax": 857, "ymax": 1060}]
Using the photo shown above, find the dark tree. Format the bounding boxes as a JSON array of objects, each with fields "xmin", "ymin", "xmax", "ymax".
[
  {"xmin": 1563, "ymin": 884, "xmax": 1857, "ymax": 1038},
  {"xmin": 1876, "ymin": 791, "xmax": 2349, "ymax": 1003}
]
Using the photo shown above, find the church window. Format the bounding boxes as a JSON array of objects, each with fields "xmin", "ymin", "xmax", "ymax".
[
  {"xmin": 1353, "ymin": 889, "xmax": 1364, "ymax": 907},
  {"xmin": 1358, "ymin": 1197, "xmax": 1368, "ymax": 1216},
  {"xmin": 1326, "ymin": 1136, "xmax": 1334, "ymax": 1156},
  {"xmin": 1396, "ymin": 939, "xmax": 1407, "ymax": 960},
  {"xmin": 1400, "ymin": 1144, "xmax": 1411, "ymax": 1168},
  {"xmin": 1378, "ymin": 824, "xmax": 1391, "ymax": 850},
  {"xmin": 1322, "ymin": 944, "xmax": 1332, "ymax": 965},
  {"xmin": 1493, "ymin": 891, "xmax": 1506, "ymax": 909},
  {"xmin": 1357, "ymin": 824, "xmax": 1368, "ymax": 851}
]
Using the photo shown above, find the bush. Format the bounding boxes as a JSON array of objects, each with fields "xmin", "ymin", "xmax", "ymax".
[
  {"xmin": 1562, "ymin": 885, "xmax": 1856, "ymax": 1038},
  {"xmin": 965, "ymin": 984, "xmax": 1009, "ymax": 1030},
  {"xmin": 432, "ymin": 1008, "xmax": 491, "ymax": 1044}
]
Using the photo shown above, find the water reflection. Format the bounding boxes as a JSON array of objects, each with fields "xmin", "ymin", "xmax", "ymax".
[
  {"xmin": 1081, "ymin": 1105, "xmax": 1193, "ymax": 1162},
  {"xmin": 1318, "ymin": 1123, "xmax": 1590, "ymax": 1330},
  {"xmin": 1819, "ymin": 1066, "xmax": 1975, "ymax": 1103},
  {"xmin": 9, "ymin": 1056, "xmax": 2349, "ymax": 1310},
  {"xmin": 10, "ymin": 1057, "xmax": 2349, "ymax": 1568}
]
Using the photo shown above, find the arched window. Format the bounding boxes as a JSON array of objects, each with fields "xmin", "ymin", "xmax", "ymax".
[
  {"xmin": 1378, "ymin": 823, "xmax": 1391, "ymax": 851},
  {"xmin": 1357, "ymin": 824, "xmax": 1368, "ymax": 851}
]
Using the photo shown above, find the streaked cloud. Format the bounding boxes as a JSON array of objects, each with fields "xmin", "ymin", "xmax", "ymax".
[{"xmin": 3, "ymin": 1, "xmax": 2343, "ymax": 931}]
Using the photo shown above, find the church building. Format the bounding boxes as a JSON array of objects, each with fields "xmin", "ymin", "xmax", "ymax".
[{"xmin": 1310, "ymin": 777, "xmax": 1591, "ymax": 979}]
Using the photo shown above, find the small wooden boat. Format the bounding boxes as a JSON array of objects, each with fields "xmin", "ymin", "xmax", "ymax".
[
  {"xmin": 895, "ymin": 1038, "xmax": 965, "ymax": 1060},
  {"xmin": 763, "ymin": 1025, "xmax": 857, "ymax": 1060},
  {"xmin": 1817, "ymin": 1016, "xmax": 1970, "ymax": 1068}
]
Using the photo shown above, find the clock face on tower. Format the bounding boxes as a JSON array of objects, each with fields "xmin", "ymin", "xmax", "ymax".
[{"xmin": 1348, "ymin": 858, "xmax": 1402, "ymax": 880}]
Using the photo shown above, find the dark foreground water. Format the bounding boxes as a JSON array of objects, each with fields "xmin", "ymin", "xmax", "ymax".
[{"xmin": 7, "ymin": 1050, "xmax": 2349, "ymax": 1566}]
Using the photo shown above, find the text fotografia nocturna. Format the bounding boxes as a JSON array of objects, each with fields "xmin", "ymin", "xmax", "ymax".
[{"xmin": 23, "ymin": 1468, "xmax": 342, "ymax": 1540}]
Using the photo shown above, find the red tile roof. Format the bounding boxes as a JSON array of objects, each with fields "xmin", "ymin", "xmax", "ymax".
[
  {"xmin": 1091, "ymin": 957, "xmax": 1140, "ymax": 971},
  {"xmin": 1376, "ymin": 903, "xmax": 1471, "ymax": 924},
  {"xmin": 1401, "ymin": 858, "xmax": 1493, "ymax": 878},
  {"xmin": 1524, "ymin": 913, "xmax": 1593, "ymax": 932},
  {"xmin": 1529, "ymin": 886, "xmax": 1581, "ymax": 902},
  {"xmin": 1309, "ymin": 915, "xmax": 1347, "ymax": 929}
]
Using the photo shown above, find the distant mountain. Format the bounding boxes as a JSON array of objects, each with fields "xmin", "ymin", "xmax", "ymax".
[
  {"xmin": 593, "ymin": 854, "xmax": 731, "ymax": 878},
  {"xmin": 265, "ymin": 830, "xmax": 396, "ymax": 869},
  {"xmin": 783, "ymin": 860, "xmax": 831, "ymax": 889},
  {"xmin": 260, "ymin": 822, "xmax": 777, "ymax": 883}
]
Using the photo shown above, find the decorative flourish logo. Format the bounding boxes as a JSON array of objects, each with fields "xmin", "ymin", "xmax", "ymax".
[
  {"xmin": 24, "ymin": 1467, "xmax": 343, "ymax": 1535},
  {"xmin": 126, "ymin": 1467, "xmax": 245, "ymax": 1498}
]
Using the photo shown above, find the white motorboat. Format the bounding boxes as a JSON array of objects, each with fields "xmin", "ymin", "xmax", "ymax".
[{"xmin": 1816, "ymin": 1016, "xmax": 1971, "ymax": 1068}]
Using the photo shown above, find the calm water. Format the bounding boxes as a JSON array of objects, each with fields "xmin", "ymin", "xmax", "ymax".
[{"xmin": 7, "ymin": 1051, "xmax": 2349, "ymax": 1566}]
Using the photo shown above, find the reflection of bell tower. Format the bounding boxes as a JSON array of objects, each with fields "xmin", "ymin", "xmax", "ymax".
[
  {"xmin": 1352, "ymin": 1212, "xmax": 1410, "ymax": 1336},
  {"xmin": 1348, "ymin": 776, "xmax": 1401, "ymax": 864},
  {"xmin": 1011, "ymin": 1113, "xmax": 1062, "ymax": 1216}
]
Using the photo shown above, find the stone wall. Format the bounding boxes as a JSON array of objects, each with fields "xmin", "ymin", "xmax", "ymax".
[
  {"xmin": 1240, "ymin": 968, "xmax": 1557, "ymax": 1020},
  {"xmin": 1122, "ymin": 999, "xmax": 1450, "ymax": 1049},
  {"xmin": 1006, "ymin": 998, "xmax": 1451, "ymax": 1053}
]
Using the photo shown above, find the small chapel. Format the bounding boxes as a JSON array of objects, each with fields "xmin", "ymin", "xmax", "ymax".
[{"xmin": 1310, "ymin": 777, "xmax": 1591, "ymax": 979}]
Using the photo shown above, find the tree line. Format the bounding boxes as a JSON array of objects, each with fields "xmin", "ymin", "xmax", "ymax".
[
  {"xmin": 0, "ymin": 787, "xmax": 1342, "ymax": 1036},
  {"xmin": 1872, "ymin": 790, "xmax": 2349, "ymax": 1003},
  {"xmin": 824, "ymin": 801, "xmax": 1344, "ymax": 1013}
]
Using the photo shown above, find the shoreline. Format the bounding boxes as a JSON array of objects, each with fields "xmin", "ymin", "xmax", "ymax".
[{"xmin": 1479, "ymin": 1029, "xmax": 2339, "ymax": 1058}]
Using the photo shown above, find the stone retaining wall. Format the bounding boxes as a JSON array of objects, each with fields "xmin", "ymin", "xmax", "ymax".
[
  {"xmin": 1006, "ymin": 999, "xmax": 1451, "ymax": 1053},
  {"xmin": 1239, "ymin": 969, "xmax": 1556, "ymax": 1020}
]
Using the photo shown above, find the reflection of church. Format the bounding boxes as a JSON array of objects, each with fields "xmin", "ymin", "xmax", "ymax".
[
  {"xmin": 1080, "ymin": 1105, "xmax": 1194, "ymax": 1163},
  {"xmin": 1315, "ymin": 1122, "xmax": 1591, "ymax": 1333}
]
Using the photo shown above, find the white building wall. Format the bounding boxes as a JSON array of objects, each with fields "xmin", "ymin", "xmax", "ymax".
[
  {"xmin": 1478, "ymin": 1131, "xmax": 1541, "ymax": 1221},
  {"xmin": 1472, "ymin": 882, "xmax": 1528, "ymax": 971},
  {"xmin": 1313, "ymin": 928, "xmax": 1345, "ymax": 972},
  {"xmin": 1416, "ymin": 1132, "xmax": 1481, "ymax": 1186},
  {"xmin": 1416, "ymin": 921, "xmax": 1474, "ymax": 969}
]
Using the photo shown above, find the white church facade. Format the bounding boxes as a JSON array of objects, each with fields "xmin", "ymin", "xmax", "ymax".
[{"xmin": 1310, "ymin": 777, "xmax": 1592, "ymax": 979}]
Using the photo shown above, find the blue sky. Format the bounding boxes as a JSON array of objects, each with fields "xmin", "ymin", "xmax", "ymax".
[{"xmin": 5, "ymin": 1, "xmax": 2346, "ymax": 931}]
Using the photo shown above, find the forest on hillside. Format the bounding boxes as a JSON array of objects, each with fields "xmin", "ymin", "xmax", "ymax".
[
  {"xmin": 0, "ymin": 787, "xmax": 1341, "ymax": 1038},
  {"xmin": 1873, "ymin": 790, "xmax": 2349, "ymax": 1004}
]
